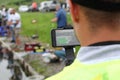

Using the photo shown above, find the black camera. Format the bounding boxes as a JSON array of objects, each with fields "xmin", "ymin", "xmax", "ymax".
[{"xmin": 51, "ymin": 28, "xmax": 80, "ymax": 47}]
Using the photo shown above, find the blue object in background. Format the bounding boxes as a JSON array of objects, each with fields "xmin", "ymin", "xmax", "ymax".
[
  {"xmin": 0, "ymin": 26, "xmax": 7, "ymax": 36},
  {"xmin": 54, "ymin": 50, "xmax": 66, "ymax": 60}
]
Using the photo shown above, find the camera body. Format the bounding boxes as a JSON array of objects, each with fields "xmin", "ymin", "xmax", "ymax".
[{"xmin": 51, "ymin": 28, "xmax": 80, "ymax": 47}]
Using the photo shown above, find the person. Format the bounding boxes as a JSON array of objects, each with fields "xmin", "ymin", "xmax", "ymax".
[
  {"xmin": 59, "ymin": 0, "xmax": 67, "ymax": 9},
  {"xmin": 7, "ymin": 8, "xmax": 21, "ymax": 44},
  {"xmin": 54, "ymin": 48, "xmax": 66, "ymax": 61},
  {"xmin": 32, "ymin": 2, "xmax": 38, "ymax": 12},
  {"xmin": 46, "ymin": 0, "xmax": 120, "ymax": 80},
  {"xmin": 51, "ymin": 4, "xmax": 67, "ymax": 28},
  {"xmin": 1, "ymin": 5, "xmax": 8, "ymax": 26}
]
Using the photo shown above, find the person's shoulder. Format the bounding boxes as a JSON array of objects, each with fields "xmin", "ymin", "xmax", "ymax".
[
  {"xmin": 8, "ymin": 14, "xmax": 13, "ymax": 19},
  {"xmin": 16, "ymin": 12, "xmax": 19, "ymax": 14},
  {"xmin": 15, "ymin": 12, "xmax": 21, "ymax": 17},
  {"xmin": 8, "ymin": 14, "xmax": 12, "ymax": 17},
  {"xmin": 15, "ymin": 12, "xmax": 20, "ymax": 16},
  {"xmin": 56, "ymin": 10, "xmax": 61, "ymax": 16},
  {"xmin": 60, "ymin": 8, "xmax": 66, "ymax": 13},
  {"xmin": 57, "ymin": 10, "xmax": 61, "ymax": 13},
  {"xmin": 57, "ymin": 9, "xmax": 64, "ymax": 15}
]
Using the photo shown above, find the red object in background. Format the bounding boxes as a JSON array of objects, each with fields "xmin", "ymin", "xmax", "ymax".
[
  {"xmin": 24, "ymin": 42, "xmax": 40, "ymax": 51},
  {"xmin": 32, "ymin": 2, "xmax": 37, "ymax": 9}
]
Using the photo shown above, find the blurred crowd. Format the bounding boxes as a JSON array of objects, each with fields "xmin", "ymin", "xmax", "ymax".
[{"xmin": 0, "ymin": 5, "xmax": 21, "ymax": 45}]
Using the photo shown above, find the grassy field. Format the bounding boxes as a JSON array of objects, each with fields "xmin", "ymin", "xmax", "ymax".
[{"xmin": 21, "ymin": 12, "xmax": 72, "ymax": 45}]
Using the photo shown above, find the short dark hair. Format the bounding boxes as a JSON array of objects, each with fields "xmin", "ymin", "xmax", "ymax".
[
  {"xmin": 72, "ymin": 0, "xmax": 120, "ymax": 31},
  {"xmin": 72, "ymin": 0, "xmax": 120, "ymax": 12}
]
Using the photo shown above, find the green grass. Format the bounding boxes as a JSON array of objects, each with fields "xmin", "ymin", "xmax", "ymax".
[
  {"xmin": 29, "ymin": 60, "xmax": 46, "ymax": 74},
  {"xmin": 21, "ymin": 12, "xmax": 72, "ymax": 45}
]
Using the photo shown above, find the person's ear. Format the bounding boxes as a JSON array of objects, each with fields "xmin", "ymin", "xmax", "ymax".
[{"xmin": 68, "ymin": 0, "xmax": 80, "ymax": 23}]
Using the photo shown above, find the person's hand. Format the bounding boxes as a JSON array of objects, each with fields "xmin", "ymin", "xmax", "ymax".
[
  {"xmin": 51, "ymin": 19, "xmax": 54, "ymax": 22},
  {"xmin": 51, "ymin": 18, "xmax": 57, "ymax": 22},
  {"xmin": 7, "ymin": 21, "xmax": 12, "ymax": 26}
]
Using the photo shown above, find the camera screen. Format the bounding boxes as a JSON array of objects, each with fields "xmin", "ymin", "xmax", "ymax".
[{"xmin": 54, "ymin": 29, "xmax": 80, "ymax": 47}]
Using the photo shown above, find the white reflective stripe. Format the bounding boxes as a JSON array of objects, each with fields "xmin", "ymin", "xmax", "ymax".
[{"xmin": 77, "ymin": 45, "xmax": 120, "ymax": 64}]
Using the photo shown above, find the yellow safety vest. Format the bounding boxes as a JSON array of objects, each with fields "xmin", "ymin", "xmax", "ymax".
[{"xmin": 46, "ymin": 59, "xmax": 120, "ymax": 80}]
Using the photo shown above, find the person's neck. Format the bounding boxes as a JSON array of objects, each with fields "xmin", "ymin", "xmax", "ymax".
[{"xmin": 80, "ymin": 25, "xmax": 120, "ymax": 46}]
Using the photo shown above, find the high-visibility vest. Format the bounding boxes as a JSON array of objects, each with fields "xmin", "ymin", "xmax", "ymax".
[{"xmin": 46, "ymin": 59, "xmax": 120, "ymax": 80}]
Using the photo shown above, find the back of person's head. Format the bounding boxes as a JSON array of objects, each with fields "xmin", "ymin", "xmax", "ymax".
[
  {"xmin": 72, "ymin": 0, "xmax": 120, "ymax": 31},
  {"xmin": 10, "ymin": 8, "xmax": 16, "ymax": 14},
  {"xmin": 69, "ymin": 0, "xmax": 120, "ymax": 46}
]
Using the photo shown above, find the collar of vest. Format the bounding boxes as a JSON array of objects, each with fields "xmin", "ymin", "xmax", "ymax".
[
  {"xmin": 88, "ymin": 41, "xmax": 120, "ymax": 46},
  {"xmin": 72, "ymin": 0, "xmax": 120, "ymax": 12}
]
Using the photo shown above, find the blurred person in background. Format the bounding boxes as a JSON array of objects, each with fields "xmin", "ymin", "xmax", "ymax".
[
  {"xmin": 1, "ymin": 5, "xmax": 8, "ymax": 26},
  {"xmin": 32, "ymin": 1, "xmax": 38, "ymax": 12},
  {"xmin": 51, "ymin": 4, "xmax": 67, "ymax": 29},
  {"xmin": 59, "ymin": 0, "xmax": 67, "ymax": 9},
  {"xmin": 7, "ymin": 8, "xmax": 21, "ymax": 45},
  {"xmin": 54, "ymin": 47, "xmax": 66, "ymax": 61}
]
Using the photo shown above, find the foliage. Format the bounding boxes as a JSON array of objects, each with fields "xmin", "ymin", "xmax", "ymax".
[{"xmin": 0, "ymin": 0, "xmax": 47, "ymax": 7}]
